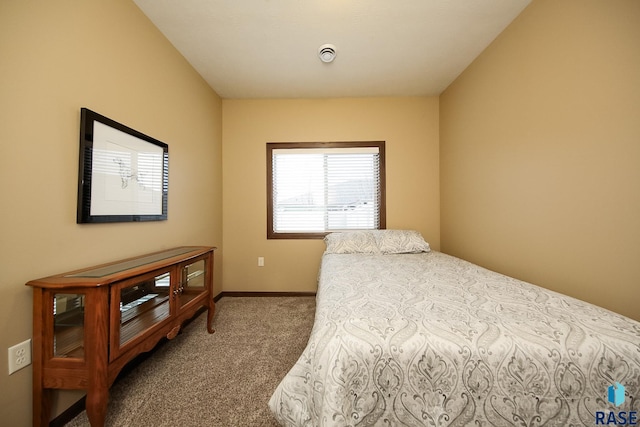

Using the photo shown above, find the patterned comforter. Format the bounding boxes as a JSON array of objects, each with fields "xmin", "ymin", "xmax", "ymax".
[{"xmin": 269, "ymin": 252, "xmax": 640, "ymax": 426}]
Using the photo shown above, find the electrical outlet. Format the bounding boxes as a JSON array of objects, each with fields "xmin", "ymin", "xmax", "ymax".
[
  {"xmin": 258, "ymin": 257, "xmax": 265, "ymax": 267},
  {"xmin": 8, "ymin": 339, "xmax": 32, "ymax": 375}
]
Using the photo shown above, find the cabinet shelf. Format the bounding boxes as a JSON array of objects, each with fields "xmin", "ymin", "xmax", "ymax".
[
  {"xmin": 54, "ymin": 325, "xmax": 84, "ymax": 358},
  {"xmin": 27, "ymin": 246, "xmax": 216, "ymax": 427},
  {"xmin": 120, "ymin": 295, "xmax": 170, "ymax": 345}
]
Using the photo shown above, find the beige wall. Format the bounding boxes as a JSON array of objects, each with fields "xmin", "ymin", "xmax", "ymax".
[
  {"xmin": 222, "ymin": 97, "xmax": 439, "ymax": 292},
  {"xmin": 440, "ymin": 0, "xmax": 640, "ymax": 321},
  {"xmin": 0, "ymin": 0, "xmax": 222, "ymax": 423}
]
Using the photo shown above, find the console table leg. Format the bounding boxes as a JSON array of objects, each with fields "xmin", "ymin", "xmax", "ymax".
[
  {"xmin": 207, "ymin": 299, "xmax": 216, "ymax": 334},
  {"xmin": 33, "ymin": 387, "xmax": 52, "ymax": 427},
  {"xmin": 86, "ymin": 388, "xmax": 108, "ymax": 427}
]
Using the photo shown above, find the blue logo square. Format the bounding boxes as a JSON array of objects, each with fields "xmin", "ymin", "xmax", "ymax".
[{"xmin": 608, "ymin": 382, "xmax": 625, "ymax": 407}]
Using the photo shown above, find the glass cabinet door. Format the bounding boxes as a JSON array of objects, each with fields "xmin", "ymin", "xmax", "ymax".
[
  {"xmin": 178, "ymin": 259, "xmax": 207, "ymax": 308},
  {"xmin": 53, "ymin": 293, "xmax": 85, "ymax": 359},
  {"xmin": 118, "ymin": 271, "xmax": 171, "ymax": 347}
]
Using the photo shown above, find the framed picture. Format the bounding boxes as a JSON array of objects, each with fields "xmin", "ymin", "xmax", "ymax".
[{"xmin": 77, "ymin": 108, "xmax": 168, "ymax": 223}]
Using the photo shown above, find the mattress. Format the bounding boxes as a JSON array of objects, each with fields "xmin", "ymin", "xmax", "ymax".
[{"xmin": 269, "ymin": 251, "xmax": 640, "ymax": 426}]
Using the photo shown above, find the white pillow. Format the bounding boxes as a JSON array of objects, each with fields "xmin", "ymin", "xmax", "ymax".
[
  {"xmin": 373, "ymin": 230, "xmax": 431, "ymax": 254},
  {"xmin": 324, "ymin": 230, "xmax": 430, "ymax": 254},
  {"xmin": 324, "ymin": 231, "xmax": 380, "ymax": 254}
]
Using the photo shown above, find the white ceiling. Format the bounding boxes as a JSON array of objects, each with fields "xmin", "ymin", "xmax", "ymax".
[{"xmin": 133, "ymin": 0, "xmax": 531, "ymax": 99}]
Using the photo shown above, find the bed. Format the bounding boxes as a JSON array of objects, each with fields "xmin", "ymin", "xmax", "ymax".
[{"xmin": 269, "ymin": 230, "xmax": 640, "ymax": 426}]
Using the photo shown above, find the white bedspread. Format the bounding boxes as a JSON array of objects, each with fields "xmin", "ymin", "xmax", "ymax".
[{"xmin": 269, "ymin": 252, "xmax": 640, "ymax": 426}]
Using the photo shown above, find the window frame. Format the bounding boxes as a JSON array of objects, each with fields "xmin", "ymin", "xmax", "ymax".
[{"xmin": 267, "ymin": 141, "xmax": 386, "ymax": 239}]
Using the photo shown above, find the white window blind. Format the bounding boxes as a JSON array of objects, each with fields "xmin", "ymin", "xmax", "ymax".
[{"xmin": 271, "ymin": 146, "xmax": 382, "ymax": 234}]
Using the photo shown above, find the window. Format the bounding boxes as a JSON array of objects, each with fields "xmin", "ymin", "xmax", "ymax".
[{"xmin": 267, "ymin": 141, "xmax": 386, "ymax": 239}]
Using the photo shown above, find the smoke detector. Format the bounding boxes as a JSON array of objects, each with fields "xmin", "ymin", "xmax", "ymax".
[{"xmin": 318, "ymin": 44, "xmax": 337, "ymax": 63}]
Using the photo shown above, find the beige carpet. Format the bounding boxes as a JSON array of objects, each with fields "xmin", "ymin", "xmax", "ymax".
[{"xmin": 65, "ymin": 296, "xmax": 316, "ymax": 427}]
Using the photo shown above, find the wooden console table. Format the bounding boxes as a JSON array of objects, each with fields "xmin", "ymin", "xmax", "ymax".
[{"xmin": 26, "ymin": 246, "xmax": 216, "ymax": 427}]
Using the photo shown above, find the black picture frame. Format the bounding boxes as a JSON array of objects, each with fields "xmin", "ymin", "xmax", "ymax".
[{"xmin": 77, "ymin": 108, "xmax": 169, "ymax": 223}]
